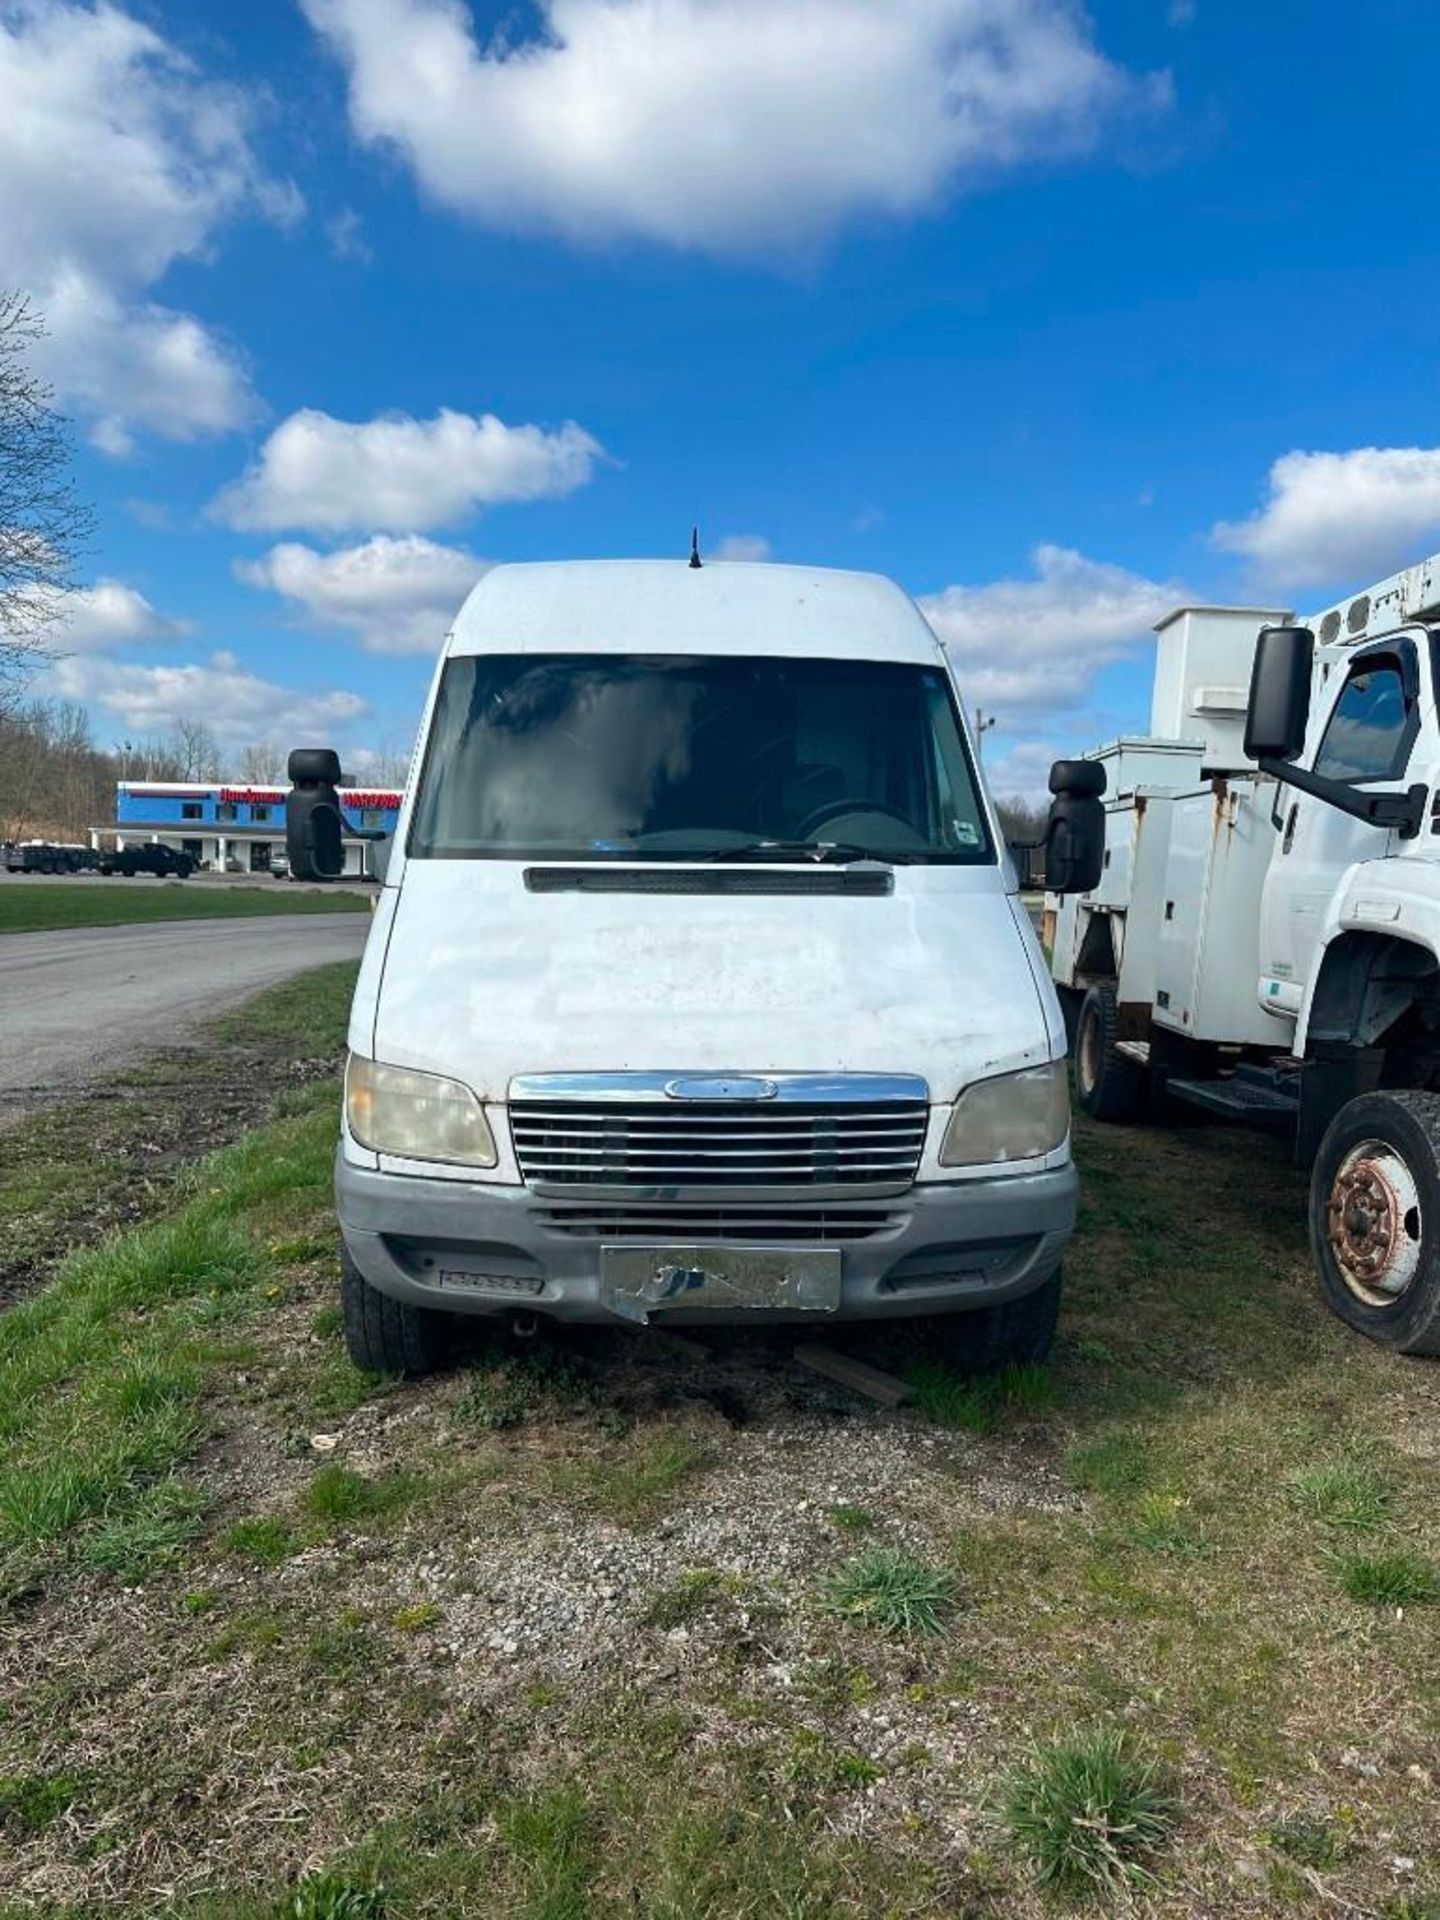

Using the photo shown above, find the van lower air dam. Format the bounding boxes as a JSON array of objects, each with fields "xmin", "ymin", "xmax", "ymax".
[{"xmin": 285, "ymin": 559, "xmax": 1098, "ymax": 1376}]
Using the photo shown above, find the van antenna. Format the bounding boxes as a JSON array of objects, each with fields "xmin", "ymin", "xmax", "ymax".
[{"xmin": 689, "ymin": 526, "xmax": 702, "ymax": 569}]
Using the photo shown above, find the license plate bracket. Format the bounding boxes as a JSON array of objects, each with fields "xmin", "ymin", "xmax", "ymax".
[{"xmin": 599, "ymin": 1244, "xmax": 842, "ymax": 1325}]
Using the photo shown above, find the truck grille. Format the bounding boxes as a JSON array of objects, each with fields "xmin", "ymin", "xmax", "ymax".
[
  {"xmin": 509, "ymin": 1076, "xmax": 928, "ymax": 1195},
  {"xmin": 538, "ymin": 1205, "xmax": 901, "ymax": 1242}
]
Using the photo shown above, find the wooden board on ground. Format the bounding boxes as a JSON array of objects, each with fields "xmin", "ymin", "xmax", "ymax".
[{"xmin": 793, "ymin": 1343, "xmax": 913, "ymax": 1407}]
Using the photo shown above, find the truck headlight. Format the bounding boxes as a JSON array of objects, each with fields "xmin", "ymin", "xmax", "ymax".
[
  {"xmin": 346, "ymin": 1054, "xmax": 497, "ymax": 1167},
  {"xmin": 939, "ymin": 1061, "xmax": 1070, "ymax": 1168}
]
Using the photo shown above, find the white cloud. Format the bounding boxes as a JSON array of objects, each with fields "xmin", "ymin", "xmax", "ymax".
[
  {"xmin": 54, "ymin": 579, "xmax": 188, "ymax": 652},
  {"xmin": 236, "ymin": 535, "xmax": 488, "ymax": 653},
  {"xmin": 919, "ymin": 543, "xmax": 1185, "ymax": 720},
  {"xmin": 0, "ymin": 2, "xmax": 298, "ymax": 449},
  {"xmin": 984, "ymin": 737, "xmax": 1065, "ymax": 802},
  {"xmin": 47, "ymin": 649, "xmax": 368, "ymax": 753},
  {"xmin": 302, "ymin": 0, "xmax": 1167, "ymax": 256},
  {"xmin": 713, "ymin": 534, "xmax": 771, "ymax": 562},
  {"xmin": 213, "ymin": 407, "xmax": 603, "ymax": 533},
  {"xmin": 1213, "ymin": 448, "xmax": 1440, "ymax": 591}
]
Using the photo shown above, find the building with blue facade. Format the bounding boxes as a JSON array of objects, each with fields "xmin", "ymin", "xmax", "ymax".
[{"xmin": 103, "ymin": 782, "xmax": 404, "ymax": 876}]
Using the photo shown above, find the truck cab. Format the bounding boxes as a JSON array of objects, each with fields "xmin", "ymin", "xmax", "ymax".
[
  {"xmin": 288, "ymin": 558, "xmax": 1101, "ymax": 1376},
  {"xmin": 1050, "ymin": 551, "xmax": 1440, "ymax": 1356}
]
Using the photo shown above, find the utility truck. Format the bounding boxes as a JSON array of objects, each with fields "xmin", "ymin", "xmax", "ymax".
[{"xmin": 1048, "ymin": 551, "xmax": 1440, "ymax": 1355}]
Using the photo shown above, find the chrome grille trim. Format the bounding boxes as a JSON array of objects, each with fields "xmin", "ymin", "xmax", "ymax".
[
  {"xmin": 538, "ymin": 1205, "xmax": 902, "ymax": 1243},
  {"xmin": 509, "ymin": 1073, "xmax": 929, "ymax": 1195}
]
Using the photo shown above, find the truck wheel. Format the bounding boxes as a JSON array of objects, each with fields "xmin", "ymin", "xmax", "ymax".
[
  {"xmin": 1310, "ymin": 1091, "xmax": 1440, "ymax": 1354},
  {"xmin": 936, "ymin": 1267, "xmax": 1062, "ymax": 1373},
  {"xmin": 341, "ymin": 1246, "xmax": 457, "ymax": 1375},
  {"xmin": 1073, "ymin": 982, "xmax": 1146, "ymax": 1123}
]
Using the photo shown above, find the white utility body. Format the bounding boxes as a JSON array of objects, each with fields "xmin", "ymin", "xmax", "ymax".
[{"xmin": 1049, "ymin": 552, "xmax": 1440, "ymax": 1355}]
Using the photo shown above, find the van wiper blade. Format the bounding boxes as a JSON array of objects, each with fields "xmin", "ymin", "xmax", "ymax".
[{"xmin": 701, "ymin": 840, "xmax": 905, "ymax": 865}]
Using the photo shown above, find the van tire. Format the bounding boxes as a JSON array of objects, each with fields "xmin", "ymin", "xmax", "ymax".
[
  {"xmin": 341, "ymin": 1247, "xmax": 456, "ymax": 1375},
  {"xmin": 937, "ymin": 1267, "xmax": 1062, "ymax": 1373},
  {"xmin": 1074, "ymin": 982, "xmax": 1146, "ymax": 1123},
  {"xmin": 1309, "ymin": 1091, "xmax": 1440, "ymax": 1354}
]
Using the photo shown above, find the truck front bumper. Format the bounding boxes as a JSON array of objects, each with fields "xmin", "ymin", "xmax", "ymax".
[{"xmin": 335, "ymin": 1154, "xmax": 1078, "ymax": 1326}]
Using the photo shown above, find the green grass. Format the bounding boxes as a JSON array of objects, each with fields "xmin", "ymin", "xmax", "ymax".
[
  {"xmin": 823, "ymin": 1549, "xmax": 957, "ymax": 1637},
  {"xmin": 907, "ymin": 1356, "xmax": 1059, "ymax": 1433},
  {"xmin": 0, "ymin": 1769, "xmax": 84, "ymax": 1838},
  {"xmin": 1288, "ymin": 1451, "xmax": 1393, "ymax": 1531},
  {"xmin": 993, "ymin": 1726, "xmax": 1176, "ymax": 1894},
  {"xmin": 286, "ymin": 1874, "xmax": 388, "ymax": 1920},
  {"xmin": 0, "ymin": 881, "xmax": 369, "ymax": 935},
  {"xmin": 1334, "ymin": 1548, "xmax": 1439, "ymax": 1607},
  {"xmin": 301, "ymin": 1464, "xmax": 427, "ymax": 1528}
]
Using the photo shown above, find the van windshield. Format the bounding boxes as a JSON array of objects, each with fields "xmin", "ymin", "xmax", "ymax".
[{"xmin": 407, "ymin": 653, "xmax": 993, "ymax": 864}]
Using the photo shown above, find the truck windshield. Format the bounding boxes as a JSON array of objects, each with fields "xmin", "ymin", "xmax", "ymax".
[{"xmin": 407, "ymin": 653, "xmax": 993, "ymax": 864}]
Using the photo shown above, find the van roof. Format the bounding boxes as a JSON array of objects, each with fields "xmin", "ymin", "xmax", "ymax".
[{"xmin": 446, "ymin": 559, "xmax": 946, "ymax": 664}]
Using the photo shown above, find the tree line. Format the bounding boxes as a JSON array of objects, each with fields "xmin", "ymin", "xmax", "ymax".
[{"xmin": 0, "ymin": 704, "xmax": 297, "ymax": 843}]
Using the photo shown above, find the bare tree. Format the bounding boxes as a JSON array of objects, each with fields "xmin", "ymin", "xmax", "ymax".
[
  {"xmin": 237, "ymin": 741, "xmax": 285, "ymax": 783},
  {"xmin": 0, "ymin": 292, "xmax": 94, "ymax": 714},
  {"xmin": 168, "ymin": 718, "xmax": 223, "ymax": 781}
]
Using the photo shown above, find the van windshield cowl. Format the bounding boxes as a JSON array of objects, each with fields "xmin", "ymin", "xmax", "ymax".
[{"xmin": 407, "ymin": 652, "xmax": 994, "ymax": 865}]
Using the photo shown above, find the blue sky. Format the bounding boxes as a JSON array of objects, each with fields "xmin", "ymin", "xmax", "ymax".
[{"xmin": 8, "ymin": 0, "xmax": 1440, "ymax": 792}]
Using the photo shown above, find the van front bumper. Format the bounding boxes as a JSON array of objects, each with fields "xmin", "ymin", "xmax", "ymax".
[{"xmin": 335, "ymin": 1153, "xmax": 1077, "ymax": 1326}]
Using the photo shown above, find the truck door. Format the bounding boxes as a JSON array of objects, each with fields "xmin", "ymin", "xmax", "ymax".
[{"xmin": 1258, "ymin": 637, "xmax": 1426, "ymax": 1016}]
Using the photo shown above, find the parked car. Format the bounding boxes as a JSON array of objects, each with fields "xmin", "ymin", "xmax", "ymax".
[
  {"xmin": 99, "ymin": 844, "xmax": 194, "ymax": 879},
  {"xmin": 285, "ymin": 559, "xmax": 1099, "ymax": 1376}
]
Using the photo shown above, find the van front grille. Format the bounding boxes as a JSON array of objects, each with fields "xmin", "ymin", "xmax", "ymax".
[
  {"xmin": 538, "ymin": 1205, "xmax": 901, "ymax": 1242},
  {"xmin": 509, "ymin": 1075, "xmax": 929, "ymax": 1195}
]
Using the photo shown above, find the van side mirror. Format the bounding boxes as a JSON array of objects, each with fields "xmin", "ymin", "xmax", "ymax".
[
  {"xmin": 286, "ymin": 746, "xmax": 346, "ymax": 882},
  {"xmin": 1044, "ymin": 759, "xmax": 1106, "ymax": 895},
  {"xmin": 1244, "ymin": 625, "xmax": 1314, "ymax": 762}
]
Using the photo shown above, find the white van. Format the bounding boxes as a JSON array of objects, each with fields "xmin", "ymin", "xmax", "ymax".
[{"xmin": 286, "ymin": 560, "xmax": 1102, "ymax": 1375}]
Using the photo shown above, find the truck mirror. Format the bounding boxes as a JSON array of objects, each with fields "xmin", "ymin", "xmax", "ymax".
[
  {"xmin": 1044, "ymin": 759, "xmax": 1106, "ymax": 895},
  {"xmin": 1244, "ymin": 625, "xmax": 1314, "ymax": 762},
  {"xmin": 286, "ymin": 746, "xmax": 346, "ymax": 882}
]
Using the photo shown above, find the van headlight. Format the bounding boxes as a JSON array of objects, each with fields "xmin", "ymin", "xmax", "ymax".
[
  {"xmin": 346, "ymin": 1054, "xmax": 497, "ymax": 1167},
  {"xmin": 938, "ymin": 1061, "xmax": 1070, "ymax": 1167}
]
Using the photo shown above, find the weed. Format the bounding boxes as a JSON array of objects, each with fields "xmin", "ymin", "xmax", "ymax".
[
  {"xmin": 1123, "ymin": 1493, "xmax": 1210, "ymax": 1559},
  {"xmin": 1335, "ymin": 1549, "xmax": 1439, "ymax": 1607},
  {"xmin": 391, "ymin": 1601, "xmax": 441, "ymax": 1633},
  {"xmin": 287, "ymin": 1872, "xmax": 387, "ymax": 1919},
  {"xmin": 824, "ymin": 1549, "xmax": 956, "ymax": 1637},
  {"xmin": 0, "ymin": 1770, "xmax": 83, "ymax": 1837},
  {"xmin": 993, "ymin": 1726, "xmax": 1175, "ymax": 1893},
  {"xmin": 643, "ymin": 1569, "xmax": 724, "ymax": 1630},
  {"xmin": 454, "ymin": 1349, "xmax": 598, "ymax": 1431},
  {"xmin": 827, "ymin": 1503, "xmax": 873, "ymax": 1533},
  {"xmin": 549, "ymin": 1428, "xmax": 708, "ymax": 1523},
  {"xmin": 782, "ymin": 1729, "xmax": 882, "ymax": 1792},
  {"xmin": 908, "ymin": 1357, "xmax": 1057, "ymax": 1433},
  {"xmin": 1065, "ymin": 1430, "xmax": 1152, "ymax": 1496},
  {"xmin": 1288, "ymin": 1452, "xmax": 1392, "ymax": 1532},
  {"xmin": 222, "ymin": 1515, "xmax": 302, "ymax": 1566},
  {"xmin": 311, "ymin": 1305, "xmax": 344, "ymax": 1340},
  {"xmin": 302, "ymin": 1464, "xmax": 424, "ymax": 1528},
  {"xmin": 1266, "ymin": 1813, "xmax": 1349, "ymax": 1867}
]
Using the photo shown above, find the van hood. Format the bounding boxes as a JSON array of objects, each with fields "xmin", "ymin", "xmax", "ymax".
[{"xmin": 367, "ymin": 863, "xmax": 1053, "ymax": 1105}]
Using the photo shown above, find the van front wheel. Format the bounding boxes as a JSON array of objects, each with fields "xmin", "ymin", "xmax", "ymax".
[
  {"xmin": 341, "ymin": 1247, "xmax": 456, "ymax": 1376},
  {"xmin": 935, "ymin": 1267, "xmax": 1062, "ymax": 1374}
]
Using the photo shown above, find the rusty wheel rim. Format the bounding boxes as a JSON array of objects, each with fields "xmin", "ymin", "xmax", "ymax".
[{"xmin": 1325, "ymin": 1139, "xmax": 1423, "ymax": 1309}]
